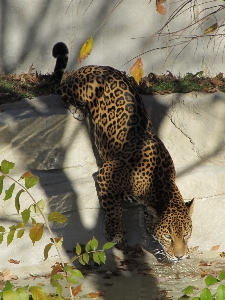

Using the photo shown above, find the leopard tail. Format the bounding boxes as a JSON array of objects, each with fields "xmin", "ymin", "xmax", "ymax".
[{"xmin": 50, "ymin": 42, "xmax": 69, "ymax": 90}]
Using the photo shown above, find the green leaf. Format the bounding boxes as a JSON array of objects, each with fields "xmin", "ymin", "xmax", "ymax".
[
  {"xmin": 44, "ymin": 243, "xmax": 53, "ymax": 261},
  {"xmin": 90, "ymin": 237, "xmax": 98, "ymax": 250},
  {"xmin": 0, "ymin": 175, "xmax": 5, "ymax": 195},
  {"xmin": 17, "ymin": 229, "xmax": 25, "ymax": 239},
  {"xmin": 56, "ymin": 284, "xmax": 63, "ymax": 297},
  {"xmin": 21, "ymin": 208, "xmax": 30, "ymax": 224},
  {"xmin": 31, "ymin": 218, "xmax": 36, "ymax": 225},
  {"xmin": 103, "ymin": 242, "xmax": 115, "ymax": 251},
  {"xmin": 51, "ymin": 273, "xmax": 64, "ymax": 281},
  {"xmin": 7, "ymin": 225, "xmax": 16, "ymax": 246},
  {"xmin": 16, "ymin": 287, "xmax": 29, "ymax": 300},
  {"xmin": 200, "ymin": 288, "xmax": 213, "ymax": 300},
  {"xmin": 48, "ymin": 212, "xmax": 67, "ymax": 224},
  {"xmin": 23, "ymin": 174, "xmax": 39, "ymax": 189},
  {"xmin": 205, "ymin": 275, "xmax": 218, "ymax": 286},
  {"xmin": 15, "ymin": 189, "xmax": 24, "ymax": 213},
  {"xmin": 93, "ymin": 252, "xmax": 100, "ymax": 265},
  {"xmin": 182, "ymin": 285, "xmax": 194, "ymax": 295},
  {"xmin": 216, "ymin": 284, "xmax": 225, "ymax": 300},
  {"xmin": 98, "ymin": 251, "xmax": 106, "ymax": 264},
  {"xmin": 82, "ymin": 253, "xmax": 89, "ymax": 264},
  {"xmin": 0, "ymin": 232, "xmax": 4, "ymax": 244},
  {"xmin": 3, "ymin": 289, "xmax": 19, "ymax": 300},
  {"xmin": 51, "ymin": 274, "xmax": 64, "ymax": 295},
  {"xmin": 3, "ymin": 280, "xmax": 14, "ymax": 291},
  {"xmin": 29, "ymin": 286, "xmax": 46, "ymax": 300},
  {"xmin": 66, "ymin": 274, "xmax": 79, "ymax": 284},
  {"xmin": 85, "ymin": 241, "xmax": 91, "ymax": 252},
  {"xmin": 78, "ymin": 256, "xmax": 85, "ymax": 265},
  {"xmin": 64, "ymin": 265, "xmax": 73, "ymax": 272},
  {"xmin": 76, "ymin": 243, "xmax": 82, "ymax": 255},
  {"xmin": 4, "ymin": 183, "xmax": 15, "ymax": 200},
  {"xmin": 36, "ymin": 200, "xmax": 45, "ymax": 213},
  {"xmin": 71, "ymin": 269, "xmax": 83, "ymax": 278},
  {"xmin": 16, "ymin": 223, "xmax": 25, "ymax": 229},
  {"xmin": 192, "ymin": 298, "xmax": 200, "ymax": 300},
  {"xmin": 219, "ymin": 271, "xmax": 225, "ymax": 281},
  {"xmin": 1, "ymin": 160, "xmax": 15, "ymax": 174},
  {"xmin": 29, "ymin": 223, "xmax": 44, "ymax": 245},
  {"xmin": 0, "ymin": 226, "xmax": 6, "ymax": 233}
]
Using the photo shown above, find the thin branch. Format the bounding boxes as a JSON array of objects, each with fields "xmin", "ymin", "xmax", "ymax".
[{"xmin": 91, "ymin": 0, "xmax": 124, "ymax": 37}]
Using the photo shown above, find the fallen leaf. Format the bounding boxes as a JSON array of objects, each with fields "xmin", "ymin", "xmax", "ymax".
[
  {"xmin": 211, "ymin": 245, "xmax": 220, "ymax": 251},
  {"xmin": 191, "ymin": 246, "xmax": 199, "ymax": 252},
  {"xmin": 130, "ymin": 57, "xmax": 144, "ymax": 85},
  {"xmin": 200, "ymin": 268, "xmax": 209, "ymax": 278},
  {"xmin": 72, "ymin": 284, "xmax": 82, "ymax": 296},
  {"xmin": 8, "ymin": 259, "xmax": 20, "ymax": 264},
  {"xmin": 199, "ymin": 261, "xmax": 211, "ymax": 267},
  {"xmin": 87, "ymin": 291, "xmax": 105, "ymax": 298}
]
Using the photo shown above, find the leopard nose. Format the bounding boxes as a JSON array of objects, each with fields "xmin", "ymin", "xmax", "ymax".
[{"xmin": 176, "ymin": 255, "xmax": 184, "ymax": 261}]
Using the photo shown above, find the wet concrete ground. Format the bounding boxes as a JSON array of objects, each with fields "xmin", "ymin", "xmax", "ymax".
[{"xmin": 4, "ymin": 246, "xmax": 225, "ymax": 300}]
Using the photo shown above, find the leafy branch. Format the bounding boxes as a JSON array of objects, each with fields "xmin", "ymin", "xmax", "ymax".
[
  {"xmin": 179, "ymin": 271, "xmax": 225, "ymax": 300},
  {"xmin": 0, "ymin": 159, "xmax": 115, "ymax": 300}
]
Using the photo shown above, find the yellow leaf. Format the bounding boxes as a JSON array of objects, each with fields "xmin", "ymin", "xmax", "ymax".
[
  {"xmin": 203, "ymin": 23, "xmax": 218, "ymax": 35},
  {"xmin": 78, "ymin": 37, "xmax": 94, "ymax": 63},
  {"xmin": 30, "ymin": 286, "xmax": 47, "ymax": 300},
  {"xmin": 130, "ymin": 57, "xmax": 144, "ymax": 85}
]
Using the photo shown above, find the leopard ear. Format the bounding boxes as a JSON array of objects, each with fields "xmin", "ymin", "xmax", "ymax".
[
  {"xmin": 147, "ymin": 206, "xmax": 159, "ymax": 224},
  {"xmin": 185, "ymin": 198, "xmax": 194, "ymax": 216}
]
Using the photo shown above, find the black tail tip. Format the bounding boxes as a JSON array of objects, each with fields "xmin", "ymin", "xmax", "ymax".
[{"xmin": 52, "ymin": 42, "xmax": 69, "ymax": 58}]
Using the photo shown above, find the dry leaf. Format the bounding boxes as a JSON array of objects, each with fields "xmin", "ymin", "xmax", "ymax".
[
  {"xmin": 78, "ymin": 36, "xmax": 94, "ymax": 63},
  {"xmin": 50, "ymin": 263, "xmax": 64, "ymax": 277},
  {"xmin": 130, "ymin": 57, "xmax": 144, "ymax": 85},
  {"xmin": 87, "ymin": 291, "xmax": 105, "ymax": 298},
  {"xmin": 156, "ymin": 0, "xmax": 166, "ymax": 15},
  {"xmin": 203, "ymin": 23, "xmax": 218, "ymax": 35},
  {"xmin": 72, "ymin": 284, "xmax": 82, "ymax": 296},
  {"xmin": 211, "ymin": 245, "xmax": 220, "ymax": 251},
  {"xmin": 199, "ymin": 268, "xmax": 209, "ymax": 278},
  {"xmin": 8, "ymin": 259, "xmax": 20, "ymax": 264},
  {"xmin": 156, "ymin": 4, "xmax": 166, "ymax": 15}
]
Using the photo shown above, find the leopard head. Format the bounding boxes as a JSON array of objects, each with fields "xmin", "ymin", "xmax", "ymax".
[{"xmin": 147, "ymin": 199, "xmax": 194, "ymax": 263}]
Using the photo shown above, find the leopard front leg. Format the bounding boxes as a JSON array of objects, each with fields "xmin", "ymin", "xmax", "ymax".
[{"xmin": 97, "ymin": 165, "xmax": 127, "ymax": 244}]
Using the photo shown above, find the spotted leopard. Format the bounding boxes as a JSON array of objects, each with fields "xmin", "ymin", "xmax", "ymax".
[{"xmin": 49, "ymin": 42, "xmax": 194, "ymax": 262}]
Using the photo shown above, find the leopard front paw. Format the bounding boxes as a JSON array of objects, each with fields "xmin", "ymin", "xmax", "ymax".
[{"xmin": 104, "ymin": 228, "xmax": 127, "ymax": 244}]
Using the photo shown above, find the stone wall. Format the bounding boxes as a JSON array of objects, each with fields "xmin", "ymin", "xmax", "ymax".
[{"xmin": 0, "ymin": 92, "xmax": 225, "ymax": 268}]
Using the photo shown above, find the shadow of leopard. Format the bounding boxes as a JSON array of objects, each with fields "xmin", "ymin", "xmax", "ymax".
[{"xmin": 49, "ymin": 42, "xmax": 194, "ymax": 263}]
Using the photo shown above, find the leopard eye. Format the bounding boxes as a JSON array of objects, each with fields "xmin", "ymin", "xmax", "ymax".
[{"xmin": 164, "ymin": 234, "xmax": 172, "ymax": 241}]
